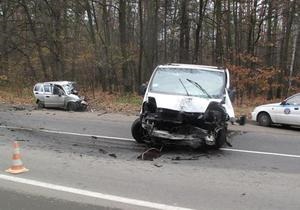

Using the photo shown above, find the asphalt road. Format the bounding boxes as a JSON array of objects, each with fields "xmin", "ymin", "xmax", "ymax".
[{"xmin": 0, "ymin": 105, "xmax": 300, "ymax": 210}]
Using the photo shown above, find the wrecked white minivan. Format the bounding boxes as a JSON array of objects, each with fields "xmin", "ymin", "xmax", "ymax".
[{"xmin": 131, "ymin": 64, "xmax": 235, "ymax": 149}]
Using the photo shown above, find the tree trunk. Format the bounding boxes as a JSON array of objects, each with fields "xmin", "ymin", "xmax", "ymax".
[
  {"xmin": 179, "ymin": 0, "xmax": 189, "ymax": 63},
  {"xmin": 138, "ymin": 0, "xmax": 144, "ymax": 87},
  {"xmin": 215, "ymin": 0, "xmax": 223, "ymax": 65},
  {"xmin": 119, "ymin": 0, "xmax": 131, "ymax": 93},
  {"xmin": 20, "ymin": 0, "xmax": 49, "ymax": 80},
  {"xmin": 193, "ymin": 0, "xmax": 207, "ymax": 64}
]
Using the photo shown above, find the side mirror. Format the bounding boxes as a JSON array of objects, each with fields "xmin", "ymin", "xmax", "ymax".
[
  {"xmin": 139, "ymin": 83, "xmax": 148, "ymax": 96},
  {"xmin": 280, "ymin": 101, "xmax": 286, "ymax": 105},
  {"xmin": 228, "ymin": 88, "xmax": 236, "ymax": 103}
]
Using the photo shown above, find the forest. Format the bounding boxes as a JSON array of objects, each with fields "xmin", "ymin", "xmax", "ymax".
[{"xmin": 0, "ymin": 0, "xmax": 299, "ymax": 103}]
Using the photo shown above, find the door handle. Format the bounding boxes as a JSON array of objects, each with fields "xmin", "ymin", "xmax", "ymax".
[
  {"xmin": 295, "ymin": 107, "xmax": 299, "ymax": 110},
  {"xmin": 46, "ymin": 96, "xmax": 50, "ymax": 98},
  {"xmin": 35, "ymin": 92, "xmax": 38, "ymax": 94}
]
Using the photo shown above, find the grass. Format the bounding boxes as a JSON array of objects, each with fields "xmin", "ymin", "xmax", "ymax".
[
  {"xmin": 83, "ymin": 90, "xmax": 141, "ymax": 114},
  {"xmin": 0, "ymin": 87, "xmax": 34, "ymax": 105}
]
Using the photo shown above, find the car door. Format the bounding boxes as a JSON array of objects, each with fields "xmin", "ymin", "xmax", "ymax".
[
  {"xmin": 48, "ymin": 85, "xmax": 66, "ymax": 108},
  {"xmin": 284, "ymin": 94, "xmax": 300, "ymax": 125},
  {"xmin": 270, "ymin": 102, "xmax": 291, "ymax": 124},
  {"xmin": 33, "ymin": 84, "xmax": 44, "ymax": 101},
  {"xmin": 43, "ymin": 84, "xmax": 55, "ymax": 107}
]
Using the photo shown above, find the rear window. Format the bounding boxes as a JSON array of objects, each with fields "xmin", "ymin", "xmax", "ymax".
[
  {"xmin": 34, "ymin": 85, "xmax": 40, "ymax": 91},
  {"xmin": 44, "ymin": 84, "xmax": 51, "ymax": 93}
]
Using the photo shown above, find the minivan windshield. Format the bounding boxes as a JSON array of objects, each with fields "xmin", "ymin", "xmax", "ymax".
[{"xmin": 150, "ymin": 67, "xmax": 225, "ymax": 99}]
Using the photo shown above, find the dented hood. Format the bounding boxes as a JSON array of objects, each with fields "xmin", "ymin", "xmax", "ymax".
[{"xmin": 146, "ymin": 92, "xmax": 221, "ymax": 113}]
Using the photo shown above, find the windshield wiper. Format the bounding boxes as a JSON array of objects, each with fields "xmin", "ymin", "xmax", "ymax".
[
  {"xmin": 186, "ymin": 78, "xmax": 212, "ymax": 99},
  {"xmin": 179, "ymin": 79, "xmax": 190, "ymax": 96}
]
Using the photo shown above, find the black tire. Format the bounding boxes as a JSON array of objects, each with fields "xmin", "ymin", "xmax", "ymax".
[
  {"xmin": 257, "ymin": 112, "xmax": 271, "ymax": 127},
  {"xmin": 211, "ymin": 128, "xmax": 227, "ymax": 149},
  {"xmin": 37, "ymin": 100, "xmax": 44, "ymax": 109},
  {"xmin": 131, "ymin": 118, "xmax": 146, "ymax": 143},
  {"xmin": 67, "ymin": 102, "xmax": 78, "ymax": 111},
  {"xmin": 81, "ymin": 104, "xmax": 87, "ymax": 111}
]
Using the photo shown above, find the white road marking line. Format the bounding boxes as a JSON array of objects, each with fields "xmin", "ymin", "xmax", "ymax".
[
  {"xmin": 220, "ymin": 148, "xmax": 300, "ymax": 158},
  {"xmin": 0, "ymin": 174, "xmax": 193, "ymax": 210},
  {"xmin": 0, "ymin": 125, "xmax": 133, "ymax": 141},
  {"xmin": 42, "ymin": 129, "xmax": 134, "ymax": 141},
  {"xmin": 1, "ymin": 125, "xmax": 300, "ymax": 158}
]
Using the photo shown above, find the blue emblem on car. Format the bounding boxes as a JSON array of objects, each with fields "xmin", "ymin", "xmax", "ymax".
[{"xmin": 284, "ymin": 108, "xmax": 291, "ymax": 114}]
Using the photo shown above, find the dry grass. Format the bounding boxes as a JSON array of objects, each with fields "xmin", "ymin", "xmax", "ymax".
[
  {"xmin": 0, "ymin": 88, "xmax": 283, "ymax": 118},
  {"xmin": 84, "ymin": 91, "xmax": 141, "ymax": 114},
  {"xmin": 233, "ymin": 96, "xmax": 283, "ymax": 118},
  {"xmin": 0, "ymin": 87, "xmax": 34, "ymax": 105}
]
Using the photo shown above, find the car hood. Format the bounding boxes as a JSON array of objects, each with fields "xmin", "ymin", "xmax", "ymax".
[
  {"xmin": 257, "ymin": 102, "xmax": 281, "ymax": 108},
  {"xmin": 146, "ymin": 92, "xmax": 222, "ymax": 113},
  {"xmin": 67, "ymin": 94, "xmax": 81, "ymax": 100}
]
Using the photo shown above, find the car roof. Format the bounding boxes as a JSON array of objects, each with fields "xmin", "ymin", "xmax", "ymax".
[
  {"xmin": 158, "ymin": 63, "xmax": 226, "ymax": 72},
  {"xmin": 287, "ymin": 93, "xmax": 300, "ymax": 99},
  {"xmin": 39, "ymin": 81, "xmax": 75, "ymax": 86}
]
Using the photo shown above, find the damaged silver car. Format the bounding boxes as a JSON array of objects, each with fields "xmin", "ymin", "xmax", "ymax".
[
  {"xmin": 131, "ymin": 64, "xmax": 235, "ymax": 149},
  {"xmin": 33, "ymin": 81, "xmax": 88, "ymax": 111}
]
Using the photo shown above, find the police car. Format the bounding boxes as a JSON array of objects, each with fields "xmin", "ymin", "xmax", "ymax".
[{"xmin": 251, "ymin": 93, "xmax": 300, "ymax": 126}]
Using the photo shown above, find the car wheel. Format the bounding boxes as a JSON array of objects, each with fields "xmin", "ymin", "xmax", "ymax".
[
  {"xmin": 81, "ymin": 104, "xmax": 87, "ymax": 111},
  {"xmin": 67, "ymin": 102, "xmax": 78, "ymax": 111},
  {"xmin": 37, "ymin": 100, "xmax": 44, "ymax": 109},
  {"xmin": 131, "ymin": 118, "xmax": 146, "ymax": 143},
  {"xmin": 257, "ymin": 112, "xmax": 271, "ymax": 127},
  {"xmin": 210, "ymin": 128, "xmax": 227, "ymax": 149}
]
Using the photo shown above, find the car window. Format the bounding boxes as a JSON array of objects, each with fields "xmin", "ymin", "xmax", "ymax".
[
  {"xmin": 286, "ymin": 95, "xmax": 300, "ymax": 105},
  {"xmin": 44, "ymin": 84, "xmax": 51, "ymax": 93},
  {"xmin": 62, "ymin": 84, "xmax": 74, "ymax": 95},
  {"xmin": 34, "ymin": 85, "xmax": 41, "ymax": 91},
  {"xmin": 53, "ymin": 85, "xmax": 65, "ymax": 95},
  {"xmin": 150, "ymin": 67, "xmax": 225, "ymax": 99}
]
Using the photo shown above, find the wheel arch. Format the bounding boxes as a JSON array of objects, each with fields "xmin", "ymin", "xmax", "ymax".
[{"xmin": 256, "ymin": 111, "xmax": 273, "ymax": 123}]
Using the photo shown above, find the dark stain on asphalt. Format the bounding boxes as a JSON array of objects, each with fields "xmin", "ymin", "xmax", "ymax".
[
  {"xmin": 171, "ymin": 156, "xmax": 200, "ymax": 161},
  {"xmin": 109, "ymin": 153, "xmax": 117, "ymax": 158},
  {"xmin": 98, "ymin": 148, "xmax": 108, "ymax": 154},
  {"xmin": 12, "ymin": 106, "xmax": 26, "ymax": 111},
  {"xmin": 16, "ymin": 139, "xmax": 30, "ymax": 142},
  {"xmin": 227, "ymin": 130, "xmax": 247, "ymax": 139}
]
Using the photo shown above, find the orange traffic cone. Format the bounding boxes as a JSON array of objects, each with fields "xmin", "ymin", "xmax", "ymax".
[{"xmin": 6, "ymin": 141, "xmax": 29, "ymax": 174}]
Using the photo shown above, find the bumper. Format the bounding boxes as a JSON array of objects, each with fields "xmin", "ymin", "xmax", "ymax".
[
  {"xmin": 148, "ymin": 128, "xmax": 218, "ymax": 146},
  {"xmin": 251, "ymin": 111, "xmax": 257, "ymax": 121},
  {"xmin": 151, "ymin": 129, "xmax": 207, "ymax": 141},
  {"xmin": 75, "ymin": 100, "xmax": 88, "ymax": 110}
]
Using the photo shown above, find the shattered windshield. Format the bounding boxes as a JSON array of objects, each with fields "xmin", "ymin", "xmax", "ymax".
[
  {"xmin": 150, "ymin": 67, "xmax": 225, "ymax": 99},
  {"xmin": 62, "ymin": 83, "xmax": 76, "ymax": 95}
]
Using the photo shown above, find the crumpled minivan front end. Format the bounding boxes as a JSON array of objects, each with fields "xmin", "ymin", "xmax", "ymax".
[{"xmin": 131, "ymin": 64, "xmax": 235, "ymax": 148}]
